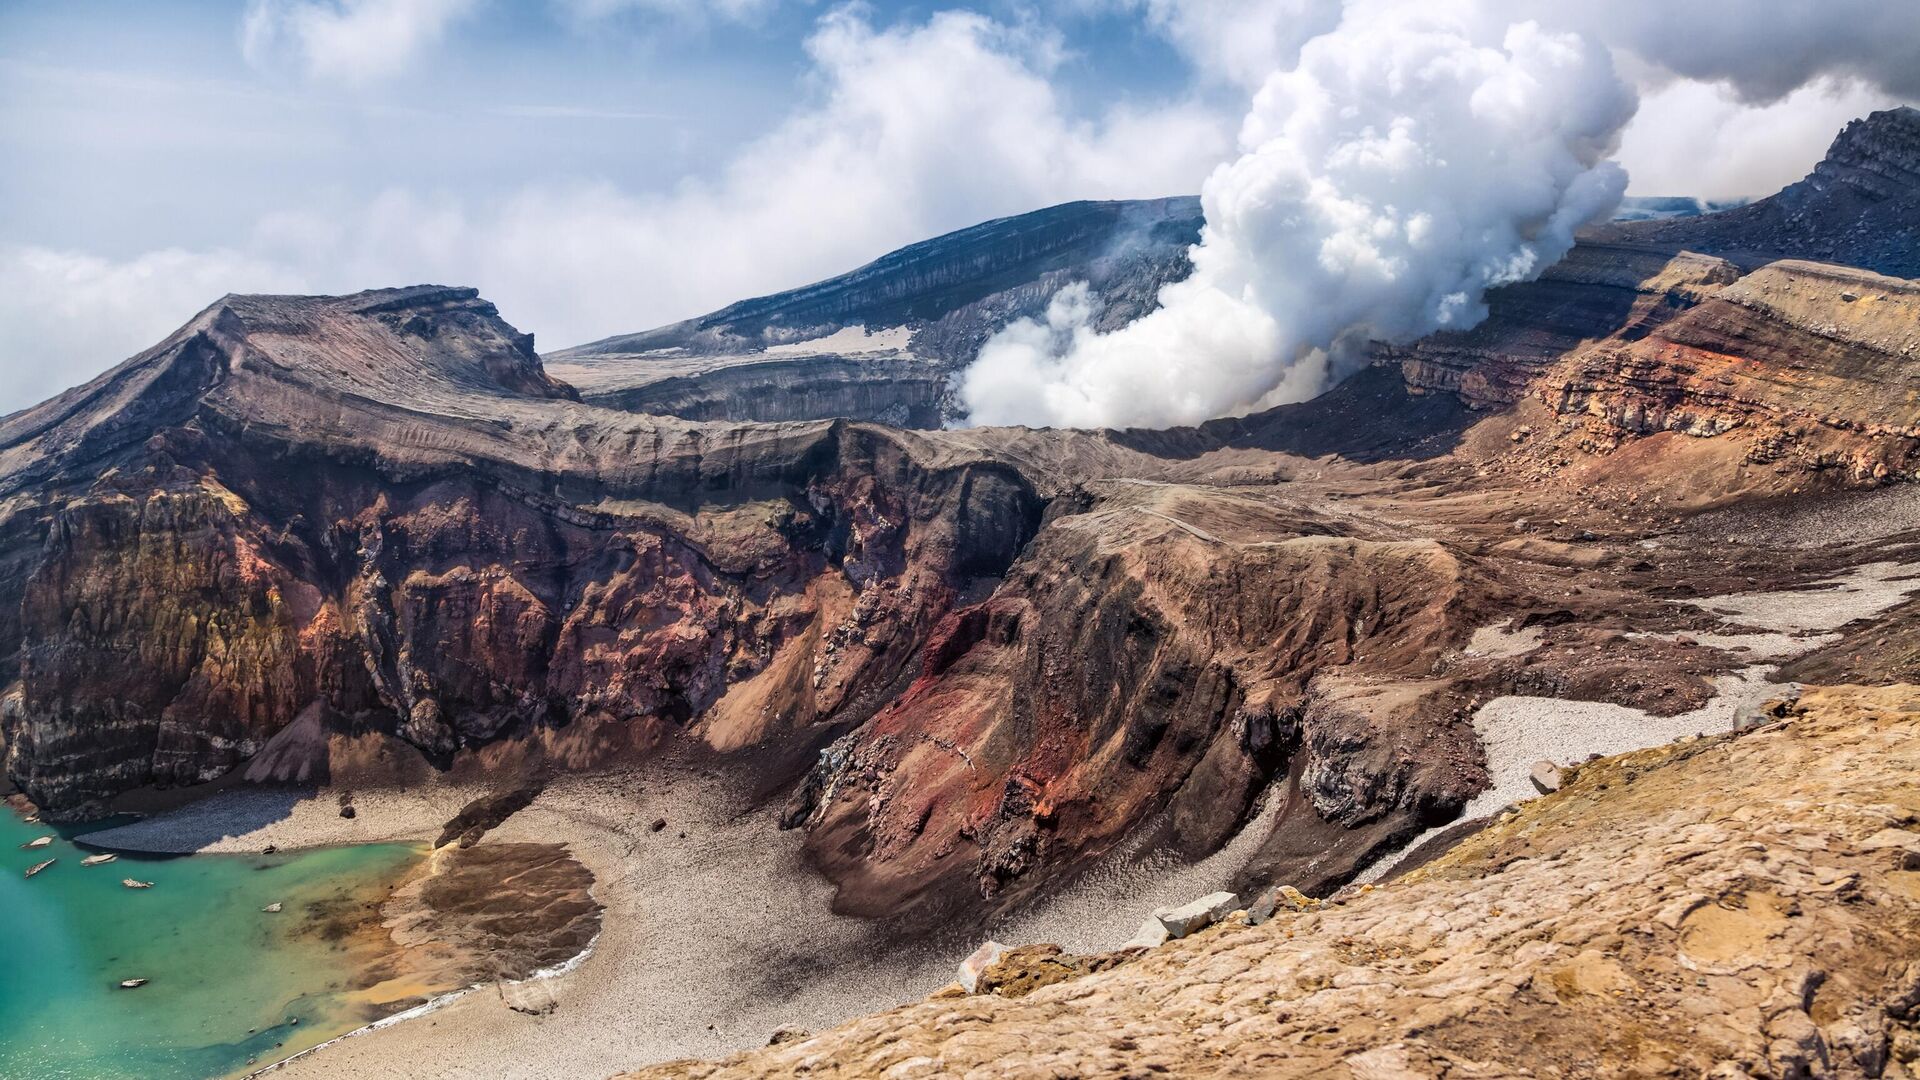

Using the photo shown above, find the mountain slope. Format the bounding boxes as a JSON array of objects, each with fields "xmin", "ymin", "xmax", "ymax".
[
  {"xmin": 4, "ymin": 112, "xmax": 1920, "ymax": 936},
  {"xmin": 1592, "ymin": 105, "xmax": 1920, "ymax": 277},
  {"xmin": 550, "ymin": 108, "xmax": 1920, "ymax": 434},
  {"xmin": 546, "ymin": 197, "xmax": 1202, "ymax": 426}
]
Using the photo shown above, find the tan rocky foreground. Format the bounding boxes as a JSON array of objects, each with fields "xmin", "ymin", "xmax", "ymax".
[{"xmin": 626, "ymin": 685, "xmax": 1920, "ymax": 1079}]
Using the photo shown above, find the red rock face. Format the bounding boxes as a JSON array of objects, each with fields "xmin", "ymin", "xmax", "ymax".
[
  {"xmin": 0, "ymin": 289, "xmax": 1046, "ymax": 825},
  {"xmin": 784, "ymin": 492, "xmax": 1500, "ymax": 914}
]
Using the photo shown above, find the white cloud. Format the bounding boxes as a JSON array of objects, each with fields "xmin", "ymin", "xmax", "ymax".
[
  {"xmin": 2, "ymin": 8, "xmax": 1229, "ymax": 413},
  {"xmin": 1128, "ymin": 0, "xmax": 1343, "ymax": 89},
  {"xmin": 552, "ymin": 0, "xmax": 780, "ymax": 22},
  {"xmin": 241, "ymin": 0, "xmax": 480, "ymax": 85},
  {"xmin": 1616, "ymin": 78, "xmax": 1900, "ymax": 199},
  {"xmin": 1131, "ymin": 0, "xmax": 1920, "ymax": 104},
  {"xmin": 276, "ymin": 9, "xmax": 1227, "ymax": 343},
  {"xmin": 1527, "ymin": 0, "xmax": 1920, "ymax": 105}
]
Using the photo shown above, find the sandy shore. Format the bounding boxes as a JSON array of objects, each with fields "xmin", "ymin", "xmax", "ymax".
[
  {"xmin": 87, "ymin": 785, "xmax": 483, "ymax": 853},
  {"xmin": 94, "ymin": 752, "xmax": 1281, "ymax": 1080}
]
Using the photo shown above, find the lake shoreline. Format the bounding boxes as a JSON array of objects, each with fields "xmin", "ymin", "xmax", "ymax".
[{"xmin": 0, "ymin": 802, "xmax": 432, "ymax": 1080}]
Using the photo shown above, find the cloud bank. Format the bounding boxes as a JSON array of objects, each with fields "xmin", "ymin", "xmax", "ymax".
[{"xmin": 0, "ymin": 245, "xmax": 305, "ymax": 413}]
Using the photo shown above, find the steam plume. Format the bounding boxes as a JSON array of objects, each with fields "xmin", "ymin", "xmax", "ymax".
[{"xmin": 956, "ymin": 0, "xmax": 1916, "ymax": 430}]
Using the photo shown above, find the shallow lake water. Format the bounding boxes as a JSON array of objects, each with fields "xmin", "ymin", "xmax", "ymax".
[{"xmin": 0, "ymin": 806, "xmax": 423, "ymax": 1079}]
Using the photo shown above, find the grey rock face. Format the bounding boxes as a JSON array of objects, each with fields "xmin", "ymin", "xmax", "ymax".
[{"xmin": 1152, "ymin": 891, "xmax": 1238, "ymax": 939}]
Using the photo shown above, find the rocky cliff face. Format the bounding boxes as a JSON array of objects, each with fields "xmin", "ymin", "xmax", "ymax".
[
  {"xmin": 0, "ymin": 287, "xmax": 1047, "ymax": 820},
  {"xmin": 582, "ymin": 356, "xmax": 952, "ymax": 428},
  {"xmin": 1385, "ymin": 108, "xmax": 1920, "ymax": 489},
  {"xmin": 7, "ymin": 115, "xmax": 1920, "ymax": 927},
  {"xmin": 0, "ymin": 271, "xmax": 1696, "ymax": 917}
]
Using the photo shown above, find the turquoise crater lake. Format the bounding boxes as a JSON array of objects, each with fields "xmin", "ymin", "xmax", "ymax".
[{"xmin": 1, "ymin": 807, "xmax": 425, "ymax": 1080}]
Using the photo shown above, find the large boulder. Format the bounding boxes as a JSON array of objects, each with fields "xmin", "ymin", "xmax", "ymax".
[{"xmin": 1153, "ymin": 891, "xmax": 1238, "ymax": 939}]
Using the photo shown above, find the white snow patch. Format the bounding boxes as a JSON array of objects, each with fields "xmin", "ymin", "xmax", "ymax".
[
  {"xmin": 1360, "ymin": 560, "xmax": 1920, "ymax": 883},
  {"xmin": 1462, "ymin": 618, "xmax": 1544, "ymax": 659},
  {"xmin": 761, "ymin": 325, "xmax": 912, "ymax": 357}
]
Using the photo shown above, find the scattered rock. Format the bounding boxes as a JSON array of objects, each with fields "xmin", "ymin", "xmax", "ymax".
[
  {"xmin": 339, "ymin": 804, "xmax": 356, "ymax": 819},
  {"xmin": 957, "ymin": 941, "xmax": 1007, "ymax": 993},
  {"xmin": 1530, "ymin": 760, "xmax": 1564, "ymax": 795},
  {"xmin": 976, "ymin": 943, "xmax": 1127, "ymax": 999},
  {"xmin": 1272, "ymin": 885, "xmax": 1323, "ymax": 913},
  {"xmin": 1737, "ymin": 685, "xmax": 1806, "ymax": 730},
  {"xmin": 1153, "ymin": 891, "xmax": 1238, "ymax": 939},
  {"xmin": 650, "ymin": 818, "xmax": 668, "ymax": 833},
  {"xmin": 767, "ymin": 1025, "xmax": 811, "ymax": 1046},
  {"xmin": 1245, "ymin": 888, "xmax": 1279, "ymax": 926},
  {"xmin": 500, "ymin": 979, "xmax": 560, "ymax": 1016}
]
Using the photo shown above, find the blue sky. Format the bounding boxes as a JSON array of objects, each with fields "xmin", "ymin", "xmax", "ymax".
[
  {"xmin": 0, "ymin": 0, "xmax": 1909, "ymax": 413},
  {"xmin": 0, "ymin": 2, "xmax": 1198, "ymax": 254}
]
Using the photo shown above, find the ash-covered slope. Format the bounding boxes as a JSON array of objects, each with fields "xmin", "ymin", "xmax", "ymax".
[{"xmin": 546, "ymin": 197, "xmax": 1202, "ymax": 425}]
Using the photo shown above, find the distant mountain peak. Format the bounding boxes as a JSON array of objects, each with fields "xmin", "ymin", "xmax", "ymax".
[
  {"xmin": 1800, "ymin": 104, "xmax": 1920, "ymax": 203},
  {"xmin": 1593, "ymin": 106, "xmax": 1920, "ymax": 277}
]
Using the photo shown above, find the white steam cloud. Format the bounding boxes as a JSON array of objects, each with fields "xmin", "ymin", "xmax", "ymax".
[
  {"xmin": 961, "ymin": 0, "xmax": 1920, "ymax": 429},
  {"xmin": 962, "ymin": 2, "xmax": 1634, "ymax": 428}
]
